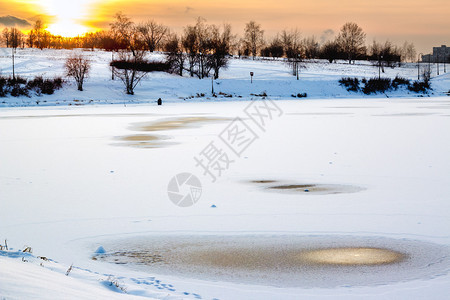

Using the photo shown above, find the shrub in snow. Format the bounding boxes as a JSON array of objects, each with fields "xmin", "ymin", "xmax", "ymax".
[
  {"xmin": 8, "ymin": 76, "xmax": 27, "ymax": 85},
  {"xmin": 362, "ymin": 78, "xmax": 392, "ymax": 94},
  {"xmin": 110, "ymin": 60, "xmax": 170, "ymax": 72},
  {"xmin": 408, "ymin": 80, "xmax": 431, "ymax": 93},
  {"xmin": 339, "ymin": 77, "xmax": 360, "ymax": 92},
  {"xmin": 339, "ymin": 76, "xmax": 428, "ymax": 95},
  {"xmin": 392, "ymin": 76, "xmax": 410, "ymax": 90},
  {"xmin": 0, "ymin": 75, "xmax": 64, "ymax": 97},
  {"xmin": 26, "ymin": 76, "xmax": 64, "ymax": 95},
  {"xmin": 102, "ymin": 276, "xmax": 127, "ymax": 293},
  {"xmin": 5, "ymin": 76, "xmax": 29, "ymax": 97},
  {"xmin": 10, "ymin": 85, "xmax": 29, "ymax": 97},
  {"xmin": 0, "ymin": 77, "xmax": 7, "ymax": 97}
]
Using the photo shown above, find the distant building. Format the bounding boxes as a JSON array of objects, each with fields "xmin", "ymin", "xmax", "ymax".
[{"xmin": 422, "ymin": 45, "xmax": 450, "ymax": 63}]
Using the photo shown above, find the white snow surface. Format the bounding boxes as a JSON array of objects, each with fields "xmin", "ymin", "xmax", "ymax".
[
  {"xmin": 1, "ymin": 48, "xmax": 450, "ymax": 299},
  {"xmin": 0, "ymin": 47, "xmax": 449, "ymax": 107}
]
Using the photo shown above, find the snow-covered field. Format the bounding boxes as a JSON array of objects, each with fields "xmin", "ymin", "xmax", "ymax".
[
  {"xmin": 1, "ymin": 47, "xmax": 449, "ymax": 107},
  {"xmin": 1, "ymin": 48, "xmax": 450, "ymax": 299}
]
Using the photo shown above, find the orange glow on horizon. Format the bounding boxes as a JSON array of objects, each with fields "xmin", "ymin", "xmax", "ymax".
[
  {"xmin": 46, "ymin": 22, "xmax": 88, "ymax": 37},
  {"xmin": 0, "ymin": 0, "xmax": 448, "ymax": 52},
  {"xmin": 29, "ymin": 0, "xmax": 99, "ymax": 37}
]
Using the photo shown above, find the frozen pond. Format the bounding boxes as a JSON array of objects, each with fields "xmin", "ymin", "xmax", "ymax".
[
  {"xmin": 97, "ymin": 234, "xmax": 450, "ymax": 288},
  {"xmin": 1, "ymin": 98, "xmax": 450, "ymax": 299}
]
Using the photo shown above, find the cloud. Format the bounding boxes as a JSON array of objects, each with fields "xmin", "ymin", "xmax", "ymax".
[
  {"xmin": 0, "ymin": 15, "xmax": 31, "ymax": 27},
  {"xmin": 320, "ymin": 29, "xmax": 334, "ymax": 44}
]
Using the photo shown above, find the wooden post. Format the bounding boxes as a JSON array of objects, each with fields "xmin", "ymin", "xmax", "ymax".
[
  {"xmin": 111, "ymin": 51, "xmax": 115, "ymax": 80},
  {"xmin": 12, "ymin": 48, "xmax": 15, "ymax": 80}
]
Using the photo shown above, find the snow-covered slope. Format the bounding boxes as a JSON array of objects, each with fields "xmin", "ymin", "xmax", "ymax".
[
  {"xmin": 1, "ymin": 48, "xmax": 449, "ymax": 107},
  {"xmin": 0, "ymin": 251, "xmax": 162, "ymax": 300}
]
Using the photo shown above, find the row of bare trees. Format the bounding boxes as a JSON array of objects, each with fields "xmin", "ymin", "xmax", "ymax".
[
  {"xmin": 259, "ymin": 22, "xmax": 416, "ymax": 66},
  {"xmin": 166, "ymin": 18, "xmax": 234, "ymax": 79},
  {"xmin": 107, "ymin": 14, "xmax": 235, "ymax": 94},
  {"xmin": 1, "ymin": 18, "xmax": 417, "ymax": 64},
  {"xmin": 2, "ymin": 20, "xmax": 56, "ymax": 49},
  {"xmin": 2, "ymin": 17, "xmax": 418, "ymax": 93},
  {"xmin": 2, "ymin": 28, "xmax": 24, "ymax": 49},
  {"xmin": 3, "ymin": 16, "xmax": 422, "ymax": 97}
]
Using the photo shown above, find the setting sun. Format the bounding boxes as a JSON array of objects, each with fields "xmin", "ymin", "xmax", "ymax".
[
  {"xmin": 46, "ymin": 21, "xmax": 89, "ymax": 37},
  {"xmin": 36, "ymin": 0, "xmax": 95, "ymax": 36},
  {"xmin": 0, "ymin": 0, "xmax": 448, "ymax": 51}
]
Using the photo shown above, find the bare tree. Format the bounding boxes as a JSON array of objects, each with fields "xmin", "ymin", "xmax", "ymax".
[
  {"xmin": 369, "ymin": 40, "xmax": 401, "ymax": 71},
  {"xmin": 280, "ymin": 29, "xmax": 301, "ymax": 57},
  {"xmin": 27, "ymin": 29, "xmax": 35, "ymax": 48},
  {"xmin": 320, "ymin": 40, "xmax": 341, "ymax": 63},
  {"xmin": 181, "ymin": 18, "xmax": 212, "ymax": 79},
  {"xmin": 9, "ymin": 28, "xmax": 23, "ymax": 50},
  {"xmin": 182, "ymin": 23, "xmax": 200, "ymax": 77},
  {"xmin": 195, "ymin": 18, "xmax": 213, "ymax": 79},
  {"xmin": 33, "ymin": 20, "xmax": 44, "ymax": 49},
  {"xmin": 237, "ymin": 38, "xmax": 250, "ymax": 57},
  {"xmin": 65, "ymin": 54, "xmax": 91, "ymax": 91},
  {"xmin": 82, "ymin": 32, "xmax": 99, "ymax": 50},
  {"xmin": 401, "ymin": 41, "xmax": 416, "ymax": 63},
  {"xmin": 302, "ymin": 36, "xmax": 319, "ymax": 59},
  {"xmin": 261, "ymin": 35, "xmax": 284, "ymax": 59},
  {"xmin": 110, "ymin": 12, "xmax": 142, "ymax": 56},
  {"xmin": 109, "ymin": 12, "xmax": 148, "ymax": 95},
  {"xmin": 422, "ymin": 64, "xmax": 431, "ymax": 83},
  {"xmin": 2, "ymin": 28, "xmax": 9, "ymax": 47},
  {"xmin": 336, "ymin": 22, "xmax": 366, "ymax": 64},
  {"xmin": 165, "ymin": 34, "xmax": 185, "ymax": 76},
  {"xmin": 179, "ymin": 19, "xmax": 232, "ymax": 79},
  {"xmin": 280, "ymin": 29, "xmax": 303, "ymax": 76},
  {"xmin": 112, "ymin": 50, "xmax": 147, "ymax": 95},
  {"xmin": 137, "ymin": 20, "xmax": 168, "ymax": 52},
  {"xmin": 243, "ymin": 21, "xmax": 264, "ymax": 59},
  {"xmin": 209, "ymin": 24, "xmax": 234, "ymax": 78}
]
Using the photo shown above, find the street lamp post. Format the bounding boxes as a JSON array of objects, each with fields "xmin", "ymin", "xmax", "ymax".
[
  {"xmin": 12, "ymin": 48, "xmax": 15, "ymax": 80},
  {"xmin": 428, "ymin": 54, "xmax": 431, "ymax": 76},
  {"xmin": 445, "ymin": 52, "xmax": 447, "ymax": 73},
  {"xmin": 445, "ymin": 56, "xmax": 447, "ymax": 73},
  {"xmin": 378, "ymin": 55, "xmax": 381, "ymax": 80},
  {"xmin": 111, "ymin": 51, "xmax": 115, "ymax": 80},
  {"xmin": 444, "ymin": 49, "xmax": 447, "ymax": 73},
  {"xmin": 437, "ymin": 53, "xmax": 440, "ymax": 76},
  {"xmin": 418, "ymin": 53, "xmax": 423, "ymax": 80},
  {"xmin": 199, "ymin": 52, "xmax": 203, "ymax": 78},
  {"xmin": 377, "ymin": 55, "xmax": 384, "ymax": 80}
]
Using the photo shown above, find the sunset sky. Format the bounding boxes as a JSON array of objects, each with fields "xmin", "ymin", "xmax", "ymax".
[{"xmin": 0, "ymin": 0, "xmax": 448, "ymax": 53}]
